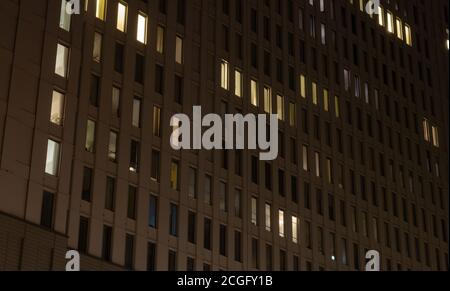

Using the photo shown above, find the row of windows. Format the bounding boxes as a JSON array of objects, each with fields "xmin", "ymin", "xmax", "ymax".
[{"xmin": 38, "ymin": 199, "xmax": 449, "ymax": 271}]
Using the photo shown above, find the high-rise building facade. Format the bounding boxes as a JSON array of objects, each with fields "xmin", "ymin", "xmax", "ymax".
[{"xmin": 0, "ymin": 0, "xmax": 448, "ymax": 271}]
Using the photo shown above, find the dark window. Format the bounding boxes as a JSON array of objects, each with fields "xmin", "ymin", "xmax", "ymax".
[
  {"xmin": 40, "ymin": 191, "xmax": 54, "ymax": 228},
  {"xmin": 169, "ymin": 203, "xmax": 178, "ymax": 236},
  {"xmin": 90, "ymin": 74, "xmax": 99, "ymax": 107},
  {"xmin": 127, "ymin": 186, "xmax": 137, "ymax": 220},
  {"xmin": 155, "ymin": 64, "xmax": 164, "ymax": 94},
  {"xmin": 219, "ymin": 224, "xmax": 227, "ymax": 256},
  {"xmin": 114, "ymin": 42, "xmax": 124, "ymax": 73},
  {"xmin": 168, "ymin": 250, "xmax": 177, "ymax": 271},
  {"xmin": 234, "ymin": 230, "xmax": 242, "ymax": 262},
  {"xmin": 78, "ymin": 216, "xmax": 89, "ymax": 253},
  {"xmin": 124, "ymin": 234, "xmax": 134, "ymax": 270},
  {"xmin": 147, "ymin": 242, "xmax": 156, "ymax": 271},
  {"xmin": 135, "ymin": 53, "xmax": 145, "ymax": 84},
  {"xmin": 176, "ymin": 0, "xmax": 185, "ymax": 24},
  {"xmin": 105, "ymin": 176, "xmax": 115, "ymax": 211},
  {"xmin": 82, "ymin": 167, "xmax": 93, "ymax": 202},
  {"xmin": 102, "ymin": 225, "xmax": 112, "ymax": 261},
  {"xmin": 148, "ymin": 195, "xmax": 158, "ymax": 228},
  {"xmin": 188, "ymin": 211, "xmax": 196, "ymax": 244},
  {"xmin": 204, "ymin": 218, "xmax": 212, "ymax": 250},
  {"xmin": 174, "ymin": 75, "xmax": 183, "ymax": 104}
]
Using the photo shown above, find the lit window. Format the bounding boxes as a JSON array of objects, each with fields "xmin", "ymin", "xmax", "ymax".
[
  {"xmin": 265, "ymin": 203, "xmax": 271, "ymax": 231},
  {"xmin": 354, "ymin": 76, "xmax": 360, "ymax": 98},
  {"xmin": 431, "ymin": 126, "xmax": 439, "ymax": 148},
  {"xmin": 300, "ymin": 74, "xmax": 306, "ymax": 98},
  {"xmin": 263, "ymin": 86, "xmax": 272, "ymax": 113},
  {"xmin": 312, "ymin": 82, "xmax": 318, "ymax": 105},
  {"xmin": 156, "ymin": 25, "xmax": 165, "ymax": 54},
  {"xmin": 111, "ymin": 87, "xmax": 120, "ymax": 117},
  {"xmin": 405, "ymin": 24, "xmax": 412, "ymax": 46},
  {"xmin": 292, "ymin": 216, "xmax": 298, "ymax": 243},
  {"xmin": 251, "ymin": 197, "xmax": 257, "ymax": 225},
  {"xmin": 277, "ymin": 95, "xmax": 284, "ymax": 121},
  {"xmin": 55, "ymin": 43, "xmax": 69, "ymax": 78},
  {"xmin": 93, "ymin": 32, "xmax": 102, "ymax": 62},
  {"xmin": 302, "ymin": 145, "xmax": 309, "ymax": 171},
  {"xmin": 108, "ymin": 131, "xmax": 118, "ymax": 162},
  {"xmin": 85, "ymin": 120, "xmax": 96, "ymax": 153},
  {"xmin": 423, "ymin": 119, "xmax": 430, "ymax": 142},
  {"xmin": 386, "ymin": 11, "xmax": 394, "ymax": 33},
  {"xmin": 323, "ymin": 89, "xmax": 329, "ymax": 112},
  {"xmin": 396, "ymin": 18, "xmax": 403, "ymax": 40},
  {"xmin": 50, "ymin": 90, "xmax": 64, "ymax": 125},
  {"xmin": 136, "ymin": 12, "xmax": 148, "ymax": 44},
  {"xmin": 95, "ymin": 0, "xmax": 107, "ymax": 20},
  {"xmin": 234, "ymin": 70, "xmax": 243, "ymax": 97},
  {"xmin": 378, "ymin": 6, "xmax": 384, "ymax": 27},
  {"xmin": 117, "ymin": 1, "xmax": 127, "ymax": 32},
  {"xmin": 59, "ymin": 0, "xmax": 71, "ymax": 31},
  {"xmin": 344, "ymin": 69, "xmax": 351, "ymax": 91},
  {"xmin": 314, "ymin": 151, "xmax": 320, "ymax": 177},
  {"xmin": 132, "ymin": 98, "xmax": 141, "ymax": 128},
  {"xmin": 250, "ymin": 79, "xmax": 258, "ymax": 106},
  {"xmin": 278, "ymin": 210, "xmax": 285, "ymax": 237},
  {"xmin": 334, "ymin": 95, "xmax": 340, "ymax": 118},
  {"xmin": 45, "ymin": 139, "xmax": 60, "ymax": 176},
  {"xmin": 175, "ymin": 36, "xmax": 183, "ymax": 64},
  {"xmin": 220, "ymin": 60, "xmax": 229, "ymax": 90}
]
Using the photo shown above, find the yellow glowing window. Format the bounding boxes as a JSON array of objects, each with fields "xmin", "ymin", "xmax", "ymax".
[
  {"xmin": 386, "ymin": 11, "xmax": 394, "ymax": 33},
  {"xmin": 137, "ymin": 12, "xmax": 148, "ymax": 44},
  {"xmin": 250, "ymin": 79, "xmax": 258, "ymax": 106},
  {"xmin": 95, "ymin": 0, "xmax": 106, "ymax": 20},
  {"xmin": 378, "ymin": 6, "xmax": 384, "ymax": 27},
  {"xmin": 117, "ymin": 1, "xmax": 127, "ymax": 32},
  {"xmin": 396, "ymin": 18, "xmax": 403, "ymax": 40},
  {"xmin": 323, "ymin": 89, "xmax": 329, "ymax": 112},
  {"xmin": 312, "ymin": 82, "xmax": 318, "ymax": 105},
  {"xmin": 300, "ymin": 74, "xmax": 306, "ymax": 98},
  {"xmin": 334, "ymin": 95, "xmax": 340, "ymax": 118},
  {"xmin": 405, "ymin": 24, "xmax": 412, "ymax": 46}
]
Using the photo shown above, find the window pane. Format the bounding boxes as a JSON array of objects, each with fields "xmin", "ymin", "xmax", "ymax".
[
  {"xmin": 112, "ymin": 87, "xmax": 120, "ymax": 116},
  {"xmin": 175, "ymin": 36, "xmax": 183, "ymax": 64},
  {"xmin": 85, "ymin": 120, "xmax": 96, "ymax": 152},
  {"xmin": 96, "ymin": 0, "xmax": 107, "ymax": 20},
  {"xmin": 132, "ymin": 98, "xmax": 141, "ymax": 127},
  {"xmin": 59, "ymin": 0, "xmax": 71, "ymax": 31},
  {"xmin": 108, "ymin": 131, "xmax": 117, "ymax": 161},
  {"xmin": 156, "ymin": 25, "xmax": 165, "ymax": 54},
  {"xmin": 55, "ymin": 43, "xmax": 69, "ymax": 78},
  {"xmin": 117, "ymin": 1, "xmax": 127, "ymax": 32},
  {"xmin": 137, "ymin": 12, "xmax": 148, "ymax": 44},
  {"xmin": 93, "ymin": 32, "xmax": 102, "ymax": 62},
  {"xmin": 50, "ymin": 90, "xmax": 64, "ymax": 125},
  {"xmin": 45, "ymin": 139, "xmax": 60, "ymax": 175}
]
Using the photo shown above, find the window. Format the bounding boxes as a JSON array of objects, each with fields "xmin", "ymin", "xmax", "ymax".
[
  {"xmin": 263, "ymin": 86, "xmax": 272, "ymax": 113},
  {"xmin": 124, "ymin": 234, "xmax": 134, "ymax": 270},
  {"xmin": 378, "ymin": 5, "xmax": 384, "ymax": 26},
  {"xmin": 102, "ymin": 225, "xmax": 112, "ymax": 261},
  {"xmin": 265, "ymin": 203, "xmax": 271, "ymax": 231},
  {"xmin": 148, "ymin": 195, "xmax": 158, "ymax": 228},
  {"xmin": 312, "ymin": 82, "xmax": 318, "ymax": 104},
  {"xmin": 40, "ymin": 191, "xmax": 54, "ymax": 228},
  {"xmin": 95, "ymin": 0, "xmax": 107, "ymax": 20},
  {"xmin": 169, "ymin": 203, "xmax": 178, "ymax": 236},
  {"xmin": 55, "ymin": 43, "xmax": 69, "ymax": 78},
  {"xmin": 78, "ymin": 217, "xmax": 89, "ymax": 253},
  {"xmin": 175, "ymin": 36, "xmax": 183, "ymax": 64},
  {"xmin": 59, "ymin": 0, "xmax": 71, "ymax": 31},
  {"xmin": 168, "ymin": 250, "xmax": 177, "ymax": 271},
  {"xmin": 219, "ymin": 181, "xmax": 227, "ymax": 212},
  {"xmin": 405, "ymin": 24, "xmax": 412, "ymax": 46},
  {"xmin": 276, "ymin": 95, "xmax": 284, "ymax": 120},
  {"xmin": 234, "ymin": 189, "xmax": 242, "ymax": 217},
  {"xmin": 129, "ymin": 140, "xmax": 140, "ymax": 172},
  {"xmin": 302, "ymin": 145, "xmax": 309, "ymax": 171},
  {"xmin": 300, "ymin": 74, "xmax": 306, "ymax": 98},
  {"xmin": 105, "ymin": 176, "xmax": 115, "ymax": 211},
  {"xmin": 151, "ymin": 149, "xmax": 160, "ymax": 182},
  {"xmin": 147, "ymin": 242, "xmax": 156, "ymax": 271},
  {"xmin": 289, "ymin": 102, "xmax": 296, "ymax": 126},
  {"xmin": 132, "ymin": 98, "xmax": 141, "ymax": 128},
  {"xmin": 152, "ymin": 106, "xmax": 161, "ymax": 137},
  {"xmin": 187, "ymin": 211, "xmax": 196, "ymax": 244},
  {"xmin": 278, "ymin": 210, "xmax": 285, "ymax": 237},
  {"xmin": 50, "ymin": 90, "xmax": 64, "ymax": 125},
  {"xmin": 92, "ymin": 32, "xmax": 102, "ymax": 62},
  {"xmin": 188, "ymin": 167, "xmax": 197, "ymax": 199},
  {"xmin": 170, "ymin": 160, "xmax": 179, "ymax": 190},
  {"xmin": 234, "ymin": 70, "xmax": 243, "ymax": 97},
  {"xmin": 85, "ymin": 120, "xmax": 96, "ymax": 153},
  {"xmin": 204, "ymin": 218, "xmax": 212, "ymax": 250},
  {"xmin": 117, "ymin": 1, "xmax": 127, "ymax": 32},
  {"xmin": 221, "ymin": 60, "xmax": 229, "ymax": 90},
  {"xmin": 234, "ymin": 231, "xmax": 242, "ymax": 262},
  {"xmin": 108, "ymin": 131, "xmax": 118, "ymax": 162},
  {"xmin": 251, "ymin": 197, "xmax": 258, "ymax": 225},
  {"xmin": 314, "ymin": 152, "xmax": 320, "ymax": 177},
  {"xmin": 396, "ymin": 18, "xmax": 403, "ymax": 40},
  {"xmin": 250, "ymin": 79, "xmax": 258, "ymax": 106},
  {"xmin": 386, "ymin": 11, "xmax": 394, "ymax": 33},
  {"xmin": 81, "ymin": 167, "xmax": 93, "ymax": 201},
  {"xmin": 127, "ymin": 186, "xmax": 137, "ymax": 219},
  {"xmin": 292, "ymin": 216, "xmax": 298, "ymax": 243},
  {"xmin": 219, "ymin": 225, "xmax": 227, "ymax": 256},
  {"xmin": 45, "ymin": 139, "xmax": 60, "ymax": 176},
  {"xmin": 137, "ymin": 12, "xmax": 148, "ymax": 44},
  {"xmin": 156, "ymin": 25, "xmax": 165, "ymax": 54}
]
